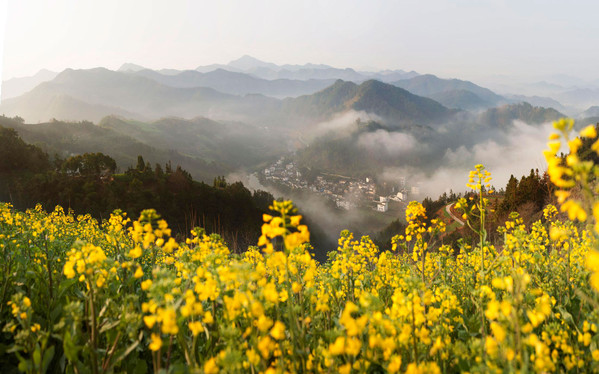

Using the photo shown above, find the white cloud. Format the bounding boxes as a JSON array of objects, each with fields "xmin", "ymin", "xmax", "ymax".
[
  {"xmin": 309, "ymin": 110, "xmax": 382, "ymax": 139},
  {"xmin": 357, "ymin": 129, "xmax": 419, "ymax": 157},
  {"xmin": 381, "ymin": 120, "xmax": 558, "ymax": 198}
]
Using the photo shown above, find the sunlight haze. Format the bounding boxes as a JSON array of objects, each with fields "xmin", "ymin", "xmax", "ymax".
[{"xmin": 2, "ymin": 0, "xmax": 599, "ymax": 83}]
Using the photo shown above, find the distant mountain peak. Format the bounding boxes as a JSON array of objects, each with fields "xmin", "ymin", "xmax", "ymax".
[
  {"xmin": 315, "ymin": 79, "xmax": 358, "ymax": 97},
  {"xmin": 286, "ymin": 79, "xmax": 452, "ymax": 127},
  {"xmin": 118, "ymin": 63, "xmax": 147, "ymax": 72},
  {"xmin": 35, "ymin": 69, "xmax": 57, "ymax": 76},
  {"xmin": 359, "ymin": 79, "xmax": 388, "ymax": 88},
  {"xmin": 332, "ymin": 79, "xmax": 356, "ymax": 86},
  {"xmin": 230, "ymin": 55, "xmax": 263, "ymax": 63},
  {"xmin": 580, "ymin": 105, "xmax": 599, "ymax": 118},
  {"xmin": 227, "ymin": 55, "xmax": 278, "ymax": 71}
]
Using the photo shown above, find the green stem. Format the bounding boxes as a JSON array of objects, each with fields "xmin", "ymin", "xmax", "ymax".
[
  {"xmin": 177, "ymin": 331, "xmax": 193, "ymax": 366},
  {"xmin": 479, "ymin": 187, "xmax": 486, "ymax": 364},
  {"xmin": 88, "ymin": 284, "xmax": 99, "ymax": 374},
  {"xmin": 165, "ymin": 335, "xmax": 174, "ymax": 372},
  {"xmin": 421, "ymin": 244, "xmax": 426, "ymax": 284},
  {"xmin": 102, "ymin": 331, "xmax": 122, "ymax": 371},
  {"xmin": 44, "ymin": 240, "xmax": 53, "ymax": 301},
  {"xmin": 411, "ymin": 292, "xmax": 419, "ymax": 364}
]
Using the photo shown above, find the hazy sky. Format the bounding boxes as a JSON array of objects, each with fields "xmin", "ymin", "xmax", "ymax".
[
  {"xmin": 1, "ymin": 0, "xmax": 599, "ymax": 82},
  {"xmin": 0, "ymin": 0, "xmax": 6, "ymax": 84}
]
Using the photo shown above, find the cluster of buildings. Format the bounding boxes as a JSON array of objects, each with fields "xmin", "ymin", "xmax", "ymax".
[
  {"xmin": 263, "ymin": 159, "xmax": 307, "ymax": 189},
  {"xmin": 262, "ymin": 158, "xmax": 415, "ymax": 213}
]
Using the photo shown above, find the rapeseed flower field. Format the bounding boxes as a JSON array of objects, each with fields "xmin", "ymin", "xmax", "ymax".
[{"xmin": 2, "ymin": 119, "xmax": 599, "ymax": 373}]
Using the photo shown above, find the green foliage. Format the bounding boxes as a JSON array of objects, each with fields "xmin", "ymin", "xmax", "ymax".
[
  {"xmin": 61, "ymin": 153, "xmax": 117, "ymax": 177},
  {"xmin": 499, "ymin": 169, "xmax": 550, "ymax": 217},
  {"xmin": 0, "ymin": 125, "xmax": 51, "ymax": 175}
]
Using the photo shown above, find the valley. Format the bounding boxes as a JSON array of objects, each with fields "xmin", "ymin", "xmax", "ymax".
[{"xmin": 2, "ymin": 55, "xmax": 599, "ymax": 229}]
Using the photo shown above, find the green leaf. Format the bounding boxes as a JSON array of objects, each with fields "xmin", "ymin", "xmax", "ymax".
[
  {"xmin": 557, "ymin": 305, "xmax": 574, "ymax": 325},
  {"xmin": 98, "ymin": 298, "xmax": 110, "ymax": 319},
  {"xmin": 58, "ymin": 279, "xmax": 77, "ymax": 297},
  {"xmin": 18, "ymin": 359, "xmax": 29, "ymax": 373},
  {"xmin": 114, "ymin": 331, "xmax": 142, "ymax": 364},
  {"xmin": 33, "ymin": 345, "xmax": 42, "ymax": 367},
  {"xmin": 63, "ymin": 331, "xmax": 79, "ymax": 362},
  {"xmin": 50, "ymin": 303, "xmax": 63, "ymax": 324},
  {"xmin": 132, "ymin": 358, "xmax": 148, "ymax": 374},
  {"xmin": 99, "ymin": 320, "xmax": 119, "ymax": 334},
  {"xmin": 42, "ymin": 345, "xmax": 55, "ymax": 374}
]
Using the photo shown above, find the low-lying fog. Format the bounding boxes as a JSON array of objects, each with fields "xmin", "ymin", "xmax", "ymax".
[{"xmin": 227, "ymin": 110, "xmax": 573, "ymax": 246}]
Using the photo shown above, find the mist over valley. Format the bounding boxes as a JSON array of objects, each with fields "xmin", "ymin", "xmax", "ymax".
[{"xmin": 2, "ymin": 55, "xmax": 598, "ymax": 245}]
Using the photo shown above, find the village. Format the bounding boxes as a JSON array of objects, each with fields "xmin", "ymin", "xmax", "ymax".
[{"xmin": 261, "ymin": 157, "xmax": 420, "ymax": 213}]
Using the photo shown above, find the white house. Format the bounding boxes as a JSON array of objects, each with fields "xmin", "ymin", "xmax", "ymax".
[{"xmin": 376, "ymin": 201, "xmax": 388, "ymax": 212}]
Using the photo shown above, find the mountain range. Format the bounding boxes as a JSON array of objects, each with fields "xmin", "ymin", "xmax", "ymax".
[
  {"xmin": 4, "ymin": 55, "xmax": 589, "ymax": 121},
  {"xmin": 392, "ymin": 74, "xmax": 506, "ymax": 110},
  {"xmin": 5, "ymin": 55, "xmax": 598, "ymax": 118},
  {"xmin": 0, "ymin": 67, "xmax": 457, "ymax": 128},
  {"xmin": 130, "ymin": 68, "xmax": 336, "ymax": 98},
  {"xmin": 1, "ymin": 55, "xmax": 593, "ymax": 185},
  {"xmin": 194, "ymin": 55, "xmax": 420, "ymax": 82},
  {"xmin": 0, "ymin": 68, "xmax": 281, "ymax": 123}
]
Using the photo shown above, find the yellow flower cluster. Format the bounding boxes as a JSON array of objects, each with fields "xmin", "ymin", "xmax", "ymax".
[
  {"xmin": 543, "ymin": 119, "xmax": 599, "ymax": 293},
  {"xmin": 3, "ymin": 132, "xmax": 599, "ymax": 372},
  {"xmin": 467, "ymin": 164, "xmax": 492, "ymax": 191},
  {"xmin": 63, "ymin": 242, "xmax": 116, "ymax": 288},
  {"xmin": 258, "ymin": 200, "xmax": 309, "ymax": 254},
  {"xmin": 544, "ymin": 119, "xmax": 595, "ymax": 220}
]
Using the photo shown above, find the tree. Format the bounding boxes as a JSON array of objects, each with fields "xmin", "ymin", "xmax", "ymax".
[
  {"xmin": 136, "ymin": 155, "xmax": 146, "ymax": 171},
  {"xmin": 0, "ymin": 126, "xmax": 50, "ymax": 174},
  {"xmin": 155, "ymin": 163, "xmax": 164, "ymax": 178},
  {"xmin": 61, "ymin": 153, "xmax": 116, "ymax": 177},
  {"xmin": 500, "ymin": 175, "xmax": 518, "ymax": 213},
  {"xmin": 213, "ymin": 176, "xmax": 227, "ymax": 188}
]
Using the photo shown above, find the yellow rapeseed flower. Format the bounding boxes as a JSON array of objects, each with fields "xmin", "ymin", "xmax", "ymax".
[
  {"xmin": 149, "ymin": 333, "xmax": 162, "ymax": 351},
  {"xmin": 270, "ymin": 321, "xmax": 286, "ymax": 340}
]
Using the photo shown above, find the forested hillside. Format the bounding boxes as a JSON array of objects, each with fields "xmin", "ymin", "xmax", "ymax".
[{"xmin": 0, "ymin": 125, "xmax": 275, "ymax": 252}]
